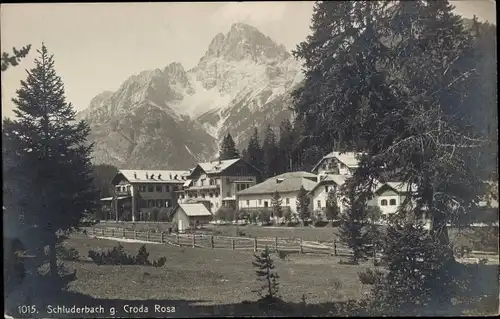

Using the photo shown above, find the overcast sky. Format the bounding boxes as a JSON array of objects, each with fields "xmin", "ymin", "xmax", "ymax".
[{"xmin": 1, "ymin": 1, "xmax": 496, "ymax": 119}]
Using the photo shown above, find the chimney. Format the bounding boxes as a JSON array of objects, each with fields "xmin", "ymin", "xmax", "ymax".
[
  {"xmin": 133, "ymin": 172, "xmax": 137, "ymax": 179},
  {"xmin": 174, "ymin": 174, "xmax": 178, "ymax": 180},
  {"xmin": 145, "ymin": 172, "xmax": 149, "ymax": 179},
  {"xmin": 169, "ymin": 174, "xmax": 172, "ymax": 179},
  {"xmin": 158, "ymin": 173, "xmax": 162, "ymax": 180},
  {"xmin": 150, "ymin": 174, "xmax": 155, "ymax": 179}
]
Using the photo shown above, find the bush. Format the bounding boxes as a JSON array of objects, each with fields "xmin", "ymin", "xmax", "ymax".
[
  {"xmin": 88, "ymin": 244, "xmax": 166, "ymax": 267},
  {"xmin": 215, "ymin": 207, "xmax": 236, "ymax": 221},
  {"xmin": 358, "ymin": 268, "xmax": 385, "ymax": 285},
  {"xmin": 158, "ymin": 208, "xmax": 170, "ymax": 222},
  {"xmin": 56, "ymin": 245, "xmax": 80, "ymax": 261}
]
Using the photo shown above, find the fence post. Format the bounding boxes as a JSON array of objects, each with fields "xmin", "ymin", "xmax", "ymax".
[
  {"xmin": 161, "ymin": 232, "xmax": 164, "ymax": 243},
  {"xmin": 254, "ymin": 238, "xmax": 257, "ymax": 252},
  {"xmin": 192, "ymin": 235, "xmax": 196, "ymax": 248},
  {"xmin": 147, "ymin": 231, "xmax": 150, "ymax": 242},
  {"xmin": 373, "ymin": 243, "xmax": 377, "ymax": 266},
  {"xmin": 210, "ymin": 236, "xmax": 214, "ymax": 249},
  {"xmin": 176, "ymin": 234, "xmax": 180, "ymax": 246},
  {"xmin": 300, "ymin": 238, "xmax": 303, "ymax": 254},
  {"xmin": 333, "ymin": 239, "xmax": 337, "ymax": 256},
  {"xmin": 134, "ymin": 230, "xmax": 137, "ymax": 240},
  {"xmin": 231, "ymin": 239, "xmax": 235, "ymax": 250},
  {"xmin": 102, "ymin": 228, "xmax": 105, "ymax": 236},
  {"xmin": 275, "ymin": 237, "xmax": 278, "ymax": 252},
  {"xmin": 123, "ymin": 228, "xmax": 125, "ymax": 238}
]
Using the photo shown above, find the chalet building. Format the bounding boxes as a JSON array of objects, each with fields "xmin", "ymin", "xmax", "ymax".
[
  {"xmin": 309, "ymin": 174, "xmax": 349, "ymax": 214},
  {"xmin": 236, "ymin": 171, "xmax": 317, "ymax": 216},
  {"xmin": 101, "ymin": 169, "xmax": 188, "ymax": 221},
  {"xmin": 311, "ymin": 151, "xmax": 364, "ymax": 179},
  {"xmin": 176, "ymin": 158, "xmax": 261, "ymax": 212},
  {"xmin": 370, "ymin": 182, "xmax": 417, "ymax": 216},
  {"xmin": 170, "ymin": 203, "xmax": 213, "ymax": 232}
]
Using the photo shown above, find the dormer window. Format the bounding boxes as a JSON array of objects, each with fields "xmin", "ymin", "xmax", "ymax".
[
  {"xmin": 158, "ymin": 174, "xmax": 162, "ymax": 179},
  {"xmin": 150, "ymin": 174, "xmax": 155, "ymax": 179}
]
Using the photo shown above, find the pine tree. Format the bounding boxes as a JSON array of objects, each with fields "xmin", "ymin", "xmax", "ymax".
[
  {"xmin": 246, "ymin": 127, "xmax": 264, "ymax": 175},
  {"xmin": 337, "ymin": 184, "xmax": 371, "ymax": 265},
  {"xmin": 252, "ymin": 246, "xmax": 280, "ymax": 302},
  {"xmin": 295, "ymin": 186, "xmax": 310, "ymax": 225},
  {"xmin": 1, "ymin": 44, "xmax": 31, "ymax": 72},
  {"xmin": 219, "ymin": 133, "xmax": 240, "ymax": 160},
  {"xmin": 2, "ymin": 44, "xmax": 97, "ymax": 282},
  {"xmin": 292, "ymin": 0, "xmax": 487, "ymax": 253},
  {"xmin": 370, "ymin": 218, "xmax": 456, "ymax": 316},
  {"xmin": 262, "ymin": 124, "xmax": 280, "ymax": 179},
  {"xmin": 278, "ymin": 119, "xmax": 294, "ymax": 173},
  {"xmin": 271, "ymin": 191, "xmax": 283, "ymax": 219},
  {"xmin": 325, "ymin": 187, "xmax": 340, "ymax": 221}
]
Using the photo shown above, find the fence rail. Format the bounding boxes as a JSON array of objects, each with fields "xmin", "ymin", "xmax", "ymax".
[{"xmin": 81, "ymin": 227, "xmax": 498, "ymax": 263}]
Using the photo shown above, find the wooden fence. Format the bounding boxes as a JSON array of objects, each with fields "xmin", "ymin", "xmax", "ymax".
[
  {"xmin": 80, "ymin": 227, "xmax": 498, "ymax": 264},
  {"xmin": 82, "ymin": 227, "xmax": 363, "ymax": 257}
]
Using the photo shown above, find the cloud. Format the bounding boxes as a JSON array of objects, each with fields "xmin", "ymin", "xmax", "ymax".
[{"xmin": 210, "ymin": 2, "xmax": 288, "ymax": 29}]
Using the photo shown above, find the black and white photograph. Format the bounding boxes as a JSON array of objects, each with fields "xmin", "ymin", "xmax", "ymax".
[{"xmin": 2, "ymin": 1, "xmax": 498, "ymax": 317}]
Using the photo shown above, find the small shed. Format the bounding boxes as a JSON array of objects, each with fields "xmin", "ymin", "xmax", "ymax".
[{"xmin": 171, "ymin": 203, "xmax": 212, "ymax": 232}]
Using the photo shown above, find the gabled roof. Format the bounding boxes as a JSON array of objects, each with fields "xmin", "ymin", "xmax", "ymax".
[
  {"xmin": 116, "ymin": 169, "xmax": 189, "ymax": 184},
  {"xmin": 311, "ymin": 151, "xmax": 365, "ymax": 173},
  {"xmin": 237, "ymin": 172, "xmax": 317, "ymax": 196},
  {"xmin": 196, "ymin": 158, "xmax": 241, "ymax": 175},
  {"xmin": 309, "ymin": 174, "xmax": 350, "ymax": 194},
  {"xmin": 374, "ymin": 181, "xmax": 417, "ymax": 194},
  {"xmin": 174, "ymin": 203, "xmax": 212, "ymax": 217}
]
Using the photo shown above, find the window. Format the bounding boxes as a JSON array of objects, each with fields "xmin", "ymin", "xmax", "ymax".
[
  {"xmin": 139, "ymin": 185, "xmax": 146, "ymax": 192},
  {"xmin": 215, "ymin": 192, "xmax": 219, "ymax": 197},
  {"xmin": 209, "ymin": 193, "xmax": 213, "ymax": 198},
  {"xmin": 156, "ymin": 199, "xmax": 163, "ymax": 208},
  {"xmin": 286, "ymin": 198, "xmax": 290, "ymax": 205},
  {"xmin": 165, "ymin": 199, "xmax": 172, "ymax": 207},
  {"xmin": 210, "ymin": 179, "xmax": 215, "ymax": 185},
  {"xmin": 194, "ymin": 193, "xmax": 198, "ymax": 198},
  {"xmin": 165, "ymin": 185, "xmax": 170, "ymax": 192},
  {"xmin": 148, "ymin": 200, "xmax": 155, "ymax": 207},
  {"xmin": 246, "ymin": 200, "xmax": 250, "ymax": 206},
  {"xmin": 390, "ymin": 199, "xmax": 397, "ymax": 206},
  {"xmin": 173, "ymin": 186, "xmax": 178, "ymax": 191},
  {"xmin": 381, "ymin": 199, "xmax": 388, "ymax": 206},
  {"xmin": 259, "ymin": 199, "xmax": 262, "ymax": 205},
  {"xmin": 148, "ymin": 185, "xmax": 154, "ymax": 192},
  {"xmin": 264, "ymin": 201, "xmax": 269, "ymax": 208},
  {"xmin": 317, "ymin": 200, "xmax": 321, "ymax": 208},
  {"xmin": 156, "ymin": 185, "xmax": 162, "ymax": 192},
  {"xmin": 226, "ymin": 178, "xmax": 230, "ymax": 184},
  {"xmin": 325, "ymin": 186, "xmax": 329, "ymax": 193},
  {"xmin": 226, "ymin": 192, "xmax": 230, "ymax": 197},
  {"xmin": 201, "ymin": 193, "xmax": 206, "ymax": 198},
  {"xmin": 236, "ymin": 184, "xmax": 241, "ymax": 191}
]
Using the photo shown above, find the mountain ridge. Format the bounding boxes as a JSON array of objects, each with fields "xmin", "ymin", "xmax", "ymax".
[{"xmin": 78, "ymin": 22, "xmax": 303, "ymax": 169}]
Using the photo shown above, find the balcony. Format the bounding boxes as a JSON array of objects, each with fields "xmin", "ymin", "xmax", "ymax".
[
  {"xmin": 189, "ymin": 184, "xmax": 219, "ymax": 190},
  {"xmin": 114, "ymin": 189, "xmax": 131, "ymax": 197}
]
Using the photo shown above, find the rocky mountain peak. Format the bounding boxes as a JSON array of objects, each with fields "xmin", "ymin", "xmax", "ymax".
[{"xmin": 200, "ymin": 23, "xmax": 290, "ymax": 63}]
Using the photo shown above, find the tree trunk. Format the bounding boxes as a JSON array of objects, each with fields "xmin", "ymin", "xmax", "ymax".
[{"xmin": 49, "ymin": 242, "xmax": 58, "ymax": 279}]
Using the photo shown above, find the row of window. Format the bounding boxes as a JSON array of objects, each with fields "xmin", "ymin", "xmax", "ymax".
[
  {"xmin": 236, "ymin": 183, "xmax": 252, "ymax": 191},
  {"xmin": 380, "ymin": 199, "xmax": 397, "ymax": 206},
  {"xmin": 315, "ymin": 198, "xmax": 397, "ymax": 208},
  {"xmin": 138, "ymin": 185, "xmax": 179, "ymax": 193},
  {"xmin": 243, "ymin": 198, "xmax": 291, "ymax": 206},
  {"xmin": 138, "ymin": 199, "xmax": 173, "ymax": 208},
  {"xmin": 179, "ymin": 192, "xmax": 221, "ymax": 199}
]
